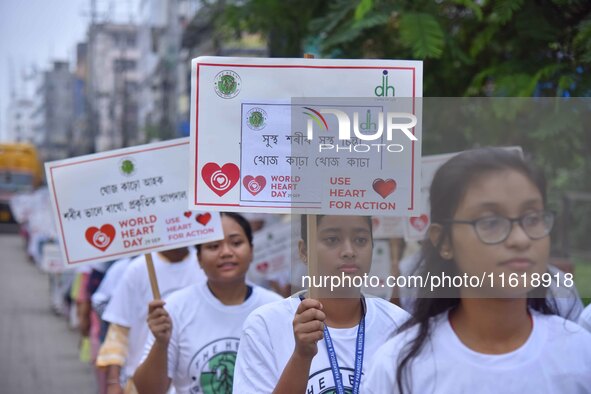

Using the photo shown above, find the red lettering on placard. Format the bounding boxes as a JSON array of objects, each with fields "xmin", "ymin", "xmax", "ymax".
[
  {"xmin": 329, "ymin": 189, "xmax": 367, "ymax": 198},
  {"xmin": 329, "ymin": 177, "xmax": 351, "ymax": 185}
]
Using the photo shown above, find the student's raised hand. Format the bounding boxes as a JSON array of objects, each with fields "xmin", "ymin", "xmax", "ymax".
[
  {"xmin": 293, "ymin": 298, "xmax": 326, "ymax": 359},
  {"xmin": 147, "ymin": 300, "xmax": 172, "ymax": 345}
]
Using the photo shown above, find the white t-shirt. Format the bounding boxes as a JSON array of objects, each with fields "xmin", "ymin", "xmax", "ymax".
[
  {"xmin": 580, "ymin": 304, "xmax": 591, "ymax": 333},
  {"xmin": 91, "ymin": 257, "xmax": 133, "ymax": 317},
  {"xmin": 363, "ymin": 311, "xmax": 591, "ymax": 393},
  {"xmin": 142, "ymin": 282, "xmax": 282, "ymax": 394},
  {"xmin": 233, "ymin": 295, "xmax": 410, "ymax": 394},
  {"xmin": 102, "ymin": 250, "xmax": 205, "ymax": 380}
]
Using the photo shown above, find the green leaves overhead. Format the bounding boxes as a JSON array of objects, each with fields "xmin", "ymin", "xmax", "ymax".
[
  {"xmin": 399, "ymin": 13, "xmax": 445, "ymax": 59},
  {"xmin": 354, "ymin": 0, "xmax": 373, "ymax": 21},
  {"xmin": 491, "ymin": 0, "xmax": 524, "ymax": 24},
  {"xmin": 574, "ymin": 17, "xmax": 591, "ymax": 63},
  {"xmin": 211, "ymin": 0, "xmax": 591, "ymax": 255}
]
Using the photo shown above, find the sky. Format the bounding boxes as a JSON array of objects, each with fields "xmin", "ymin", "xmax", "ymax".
[{"xmin": 0, "ymin": 0, "xmax": 138, "ymax": 140}]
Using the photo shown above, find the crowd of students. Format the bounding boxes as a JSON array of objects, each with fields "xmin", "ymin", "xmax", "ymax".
[{"xmin": 39, "ymin": 148, "xmax": 591, "ymax": 393}]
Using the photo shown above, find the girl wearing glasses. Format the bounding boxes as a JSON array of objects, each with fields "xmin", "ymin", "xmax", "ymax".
[{"xmin": 363, "ymin": 147, "xmax": 591, "ymax": 393}]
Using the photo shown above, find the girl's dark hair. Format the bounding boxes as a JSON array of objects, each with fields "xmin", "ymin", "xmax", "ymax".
[
  {"xmin": 396, "ymin": 147, "xmax": 557, "ymax": 393},
  {"xmin": 196, "ymin": 212, "xmax": 253, "ymax": 253},
  {"xmin": 300, "ymin": 215, "xmax": 373, "ymax": 244}
]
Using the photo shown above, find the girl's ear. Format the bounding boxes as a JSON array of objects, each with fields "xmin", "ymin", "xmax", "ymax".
[
  {"xmin": 428, "ymin": 223, "xmax": 453, "ymax": 260},
  {"xmin": 298, "ymin": 239, "xmax": 307, "ymax": 265}
]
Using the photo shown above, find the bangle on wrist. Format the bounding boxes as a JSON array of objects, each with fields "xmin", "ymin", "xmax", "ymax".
[{"xmin": 107, "ymin": 379, "xmax": 120, "ymax": 385}]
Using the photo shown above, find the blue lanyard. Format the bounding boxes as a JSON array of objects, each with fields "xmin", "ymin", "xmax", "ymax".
[{"xmin": 299, "ymin": 295, "xmax": 366, "ymax": 394}]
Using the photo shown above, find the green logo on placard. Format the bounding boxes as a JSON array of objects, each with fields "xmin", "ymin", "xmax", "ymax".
[
  {"xmin": 119, "ymin": 158, "xmax": 136, "ymax": 176},
  {"xmin": 214, "ymin": 70, "xmax": 241, "ymax": 99},
  {"xmin": 374, "ymin": 70, "xmax": 395, "ymax": 97},
  {"xmin": 246, "ymin": 108, "xmax": 268, "ymax": 130},
  {"xmin": 249, "ymin": 111, "xmax": 264, "ymax": 127}
]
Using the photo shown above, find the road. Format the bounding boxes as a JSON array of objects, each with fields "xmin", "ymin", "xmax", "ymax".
[{"xmin": 0, "ymin": 234, "xmax": 97, "ymax": 394}]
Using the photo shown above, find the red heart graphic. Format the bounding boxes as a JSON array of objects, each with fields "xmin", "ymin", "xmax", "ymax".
[
  {"xmin": 256, "ymin": 262, "xmax": 269, "ymax": 272},
  {"xmin": 410, "ymin": 214, "xmax": 429, "ymax": 232},
  {"xmin": 372, "ymin": 179, "xmax": 397, "ymax": 199},
  {"xmin": 196, "ymin": 213, "xmax": 212, "ymax": 226},
  {"xmin": 201, "ymin": 162, "xmax": 240, "ymax": 197},
  {"xmin": 85, "ymin": 224, "xmax": 116, "ymax": 252},
  {"xmin": 243, "ymin": 175, "xmax": 266, "ymax": 196},
  {"xmin": 184, "ymin": 211, "xmax": 192, "ymax": 218}
]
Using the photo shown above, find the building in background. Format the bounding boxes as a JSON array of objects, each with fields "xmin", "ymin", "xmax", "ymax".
[
  {"xmin": 71, "ymin": 42, "xmax": 92, "ymax": 157},
  {"xmin": 4, "ymin": 64, "xmax": 39, "ymax": 144},
  {"xmin": 5, "ymin": 98, "xmax": 35, "ymax": 144},
  {"xmin": 2, "ymin": 0, "xmax": 267, "ymax": 158},
  {"xmin": 138, "ymin": 0, "xmax": 201, "ymax": 142},
  {"xmin": 87, "ymin": 22, "xmax": 140, "ymax": 152},
  {"xmin": 32, "ymin": 61, "xmax": 74, "ymax": 162},
  {"xmin": 180, "ymin": 2, "xmax": 267, "ymax": 135}
]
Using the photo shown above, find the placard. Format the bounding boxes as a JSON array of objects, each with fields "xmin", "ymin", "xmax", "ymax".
[
  {"xmin": 190, "ymin": 57, "xmax": 423, "ymax": 216},
  {"xmin": 46, "ymin": 138, "xmax": 223, "ymax": 265}
]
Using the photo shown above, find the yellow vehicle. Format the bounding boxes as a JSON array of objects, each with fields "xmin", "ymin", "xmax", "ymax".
[{"xmin": 0, "ymin": 143, "xmax": 43, "ymax": 224}]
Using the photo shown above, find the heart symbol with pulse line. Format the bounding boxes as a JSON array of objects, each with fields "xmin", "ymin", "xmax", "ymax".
[
  {"xmin": 372, "ymin": 178, "xmax": 397, "ymax": 199},
  {"xmin": 196, "ymin": 213, "xmax": 212, "ymax": 226},
  {"xmin": 85, "ymin": 224, "xmax": 116, "ymax": 252},
  {"xmin": 243, "ymin": 175, "xmax": 266, "ymax": 196},
  {"xmin": 201, "ymin": 162, "xmax": 240, "ymax": 197},
  {"xmin": 410, "ymin": 214, "xmax": 429, "ymax": 232}
]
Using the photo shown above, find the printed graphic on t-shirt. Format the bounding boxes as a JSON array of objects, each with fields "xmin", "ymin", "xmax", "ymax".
[
  {"xmin": 188, "ymin": 337, "xmax": 240, "ymax": 394},
  {"xmin": 307, "ymin": 367, "xmax": 360, "ymax": 394}
]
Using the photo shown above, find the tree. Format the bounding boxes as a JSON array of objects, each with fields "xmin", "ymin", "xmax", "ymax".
[{"xmin": 218, "ymin": 0, "xmax": 591, "ymax": 255}]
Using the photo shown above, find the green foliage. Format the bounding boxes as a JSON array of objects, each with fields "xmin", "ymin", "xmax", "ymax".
[
  {"xmin": 399, "ymin": 13, "xmax": 445, "ymax": 59},
  {"xmin": 215, "ymin": 0, "xmax": 591, "ymax": 255},
  {"xmin": 354, "ymin": 0, "xmax": 373, "ymax": 21},
  {"xmin": 491, "ymin": 0, "xmax": 524, "ymax": 24},
  {"xmin": 217, "ymin": 0, "xmax": 326, "ymax": 57},
  {"xmin": 574, "ymin": 17, "xmax": 591, "ymax": 63}
]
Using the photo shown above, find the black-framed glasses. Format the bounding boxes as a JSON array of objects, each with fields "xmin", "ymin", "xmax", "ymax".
[{"xmin": 443, "ymin": 211, "xmax": 554, "ymax": 245}]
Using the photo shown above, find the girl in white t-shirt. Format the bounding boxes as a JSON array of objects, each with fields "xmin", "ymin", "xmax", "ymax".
[
  {"xmin": 233, "ymin": 214, "xmax": 410, "ymax": 394},
  {"xmin": 133, "ymin": 212, "xmax": 282, "ymax": 394},
  {"xmin": 363, "ymin": 147, "xmax": 591, "ymax": 393}
]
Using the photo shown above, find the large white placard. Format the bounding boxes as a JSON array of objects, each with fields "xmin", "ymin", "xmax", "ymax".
[
  {"xmin": 190, "ymin": 57, "xmax": 423, "ymax": 216},
  {"xmin": 46, "ymin": 138, "xmax": 223, "ymax": 266}
]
